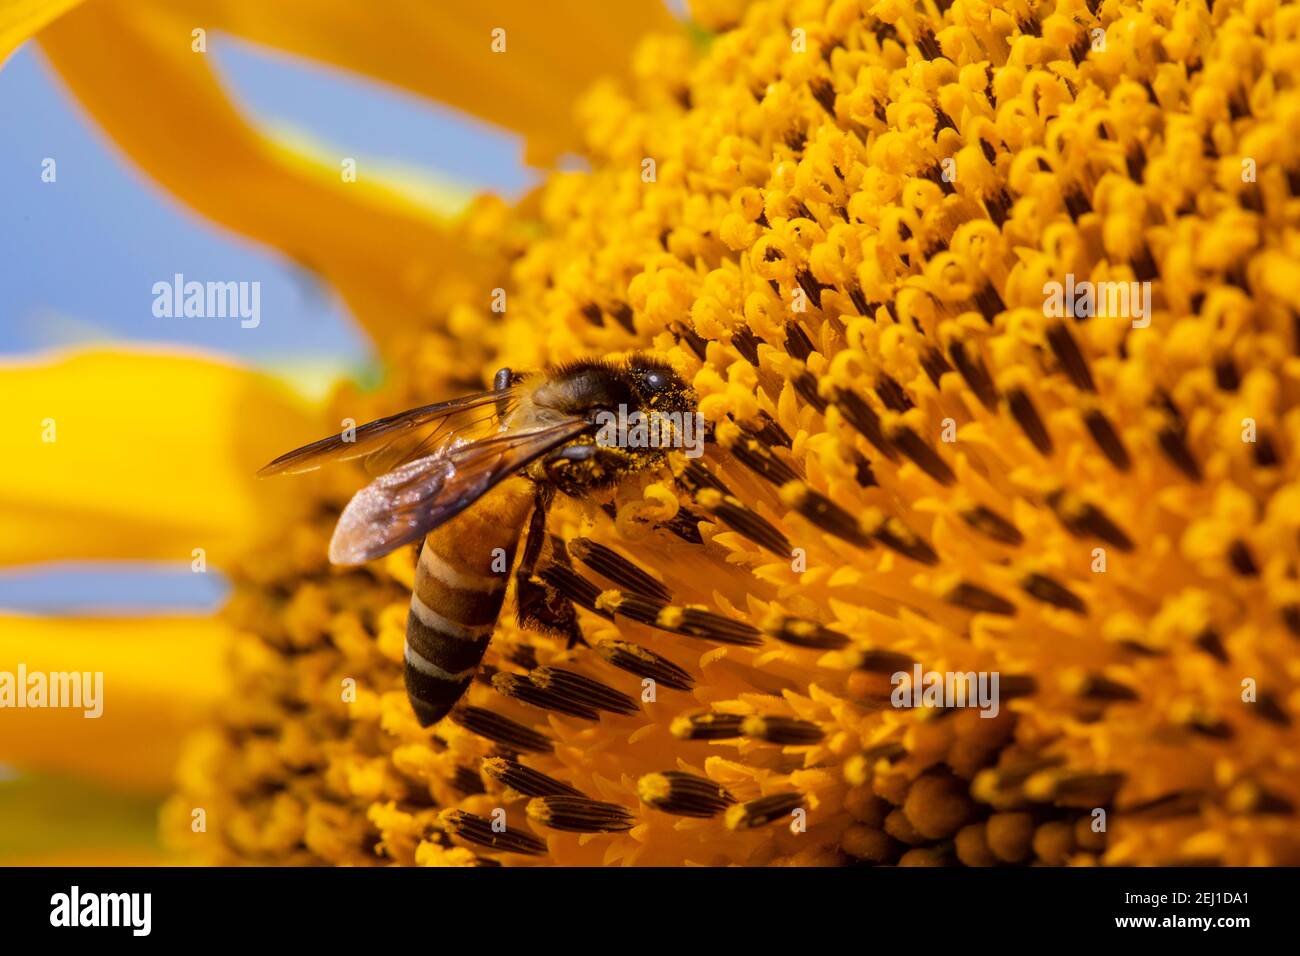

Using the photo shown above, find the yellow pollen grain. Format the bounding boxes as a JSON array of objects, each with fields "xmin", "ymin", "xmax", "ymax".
[
  {"xmin": 594, "ymin": 590, "xmax": 624, "ymax": 614},
  {"xmin": 656, "ymin": 606, "xmax": 685, "ymax": 629},
  {"xmin": 637, "ymin": 773, "xmax": 672, "ymax": 804},
  {"xmin": 778, "ymin": 480, "xmax": 808, "ymax": 507}
]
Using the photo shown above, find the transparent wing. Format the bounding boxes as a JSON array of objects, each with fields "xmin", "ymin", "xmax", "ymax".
[
  {"xmin": 328, "ymin": 418, "xmax": 592, "ymax": 565},
  {"xmin": 258, "ymin": 387, "xmax": 522, "ymax": 477}
]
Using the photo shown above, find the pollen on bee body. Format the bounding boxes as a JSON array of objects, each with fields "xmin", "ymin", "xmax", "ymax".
[{"xmin": 592, "ymin": 405, "xmax": 706, "ymax": 458}]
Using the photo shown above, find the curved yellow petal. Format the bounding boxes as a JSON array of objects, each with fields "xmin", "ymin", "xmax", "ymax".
[
  {"xmin": 0, "ymin": 614, "xmax": 230, "ymax": 794},
  {"xmin": 161, "ymin": 0, "xmax": 676, "ymax": 163},
  {"xmin": 0, "ymin": 0, "xmax": 81, "ymax": 65},
  {"xmin": 38, "ymin": 1, "xmax": 495, "ymax": 349},
  {"xmin": 0, "ymin": 348, "xmax": 317, "ymax": 566},
  {"xmin": 0, "ymin": 774, "xmax": 174, "ymax": 865},
  {"xmin": 3, "ymin": 848, "xmax": 178, "ymax": 866}
]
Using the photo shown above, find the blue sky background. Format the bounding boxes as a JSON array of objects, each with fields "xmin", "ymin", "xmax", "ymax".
[
  {"xmin": 0, "ymin": 38, "xmax": 535, "ymax": 366},
  {"xmin": 0, "ymin": 33, "xmax": 547, "ymax": 613}
]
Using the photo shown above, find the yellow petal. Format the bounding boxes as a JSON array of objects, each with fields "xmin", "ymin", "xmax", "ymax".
[
  {"xmin": 0, "ymin": 614, "xmax": 230, "ymax": 794},
  {"xmin": 0, "ymin": 348, "xmax": 317, "ymax": 566},
  {"xmin": 0, "ymin": 773, "xmax": 174, "ymax": 865},
  {"xmin": 0, "ymin": 0, "xmax": 81, "ymax": 65},
  {"xmin": 38, "ymin": 2, "xmax": 496, "ymax": 350},
  {"xmin": 2, "ymin": 848, "xmax": 177, "ymax": 865},
  {"xmin": 161, "ymin": 0, "xmax": 676, "ymax": 163}
]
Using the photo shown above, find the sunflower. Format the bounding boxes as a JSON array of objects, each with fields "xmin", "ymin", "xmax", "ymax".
[
  {"xmin": 6, "ymin": 0, "xmax": 1300, "ymax": 867},
  {"xmin": 0, "ymin": 0, "xmax": 667, "ymax": 861}
]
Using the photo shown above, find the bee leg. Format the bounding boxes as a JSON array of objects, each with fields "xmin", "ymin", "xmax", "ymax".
[
  {"xmin": 542, "ymin": 442, "xmax": 634, "ymax": 497},
  {"xmin": 538, "ymin": 446, "xmax": 588, "ymax": 498},
  {"xmin": 514, "ymin": 484, "xmax": 587, "ymax": 649},
  {"xmin": 493, "ymin": 366, "xmax": 522, "ymax": 419},
  {"xmin": 493, "ymin": 366, "xmax": 527, "ymax": 390},
  {"xmin": 516, "ymin": 482, "xmax": 552, "ymax": 575},
  {"xmin": 549, "ymin": 443, "xmax": 629, "ymax": 465}
]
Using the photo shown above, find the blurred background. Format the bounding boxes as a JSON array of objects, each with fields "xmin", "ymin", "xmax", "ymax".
[
  {"xmin": 0, "ymin": 3, "xmax": 695, "ymax": 861},
  {"xmin": 0, "ymin": 37, "xmax": 534, "ymax": 617}
]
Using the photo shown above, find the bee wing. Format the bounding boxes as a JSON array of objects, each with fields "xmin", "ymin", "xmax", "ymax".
[
  {"xmin": 258, "ymin": 387, "xmax": 522, "ymax": 477},
  {"xmin": 328, "ymin": 418, "xmax": 592, "ymax": 565}
]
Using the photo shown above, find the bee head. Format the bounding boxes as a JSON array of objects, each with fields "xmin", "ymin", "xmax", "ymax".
[
  {"xmin": 623, "ymin": 355, "xmax": 694, "ymax": 415},
  {"xmin": 526, "ymin": 355, "xmax": 704, "ymax": 494}
]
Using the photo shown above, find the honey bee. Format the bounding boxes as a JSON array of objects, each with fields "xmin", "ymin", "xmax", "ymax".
[{"xmin": 261, "ymin": 357, "xmax": 696, "ymax": 727}]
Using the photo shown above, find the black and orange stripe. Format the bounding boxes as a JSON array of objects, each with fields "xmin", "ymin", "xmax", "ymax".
[{"xmin": 404, "ymin": 478, "xmax": 534, "ymax": 726}]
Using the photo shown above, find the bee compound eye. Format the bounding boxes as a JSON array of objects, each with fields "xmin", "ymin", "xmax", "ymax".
[{"xmin": 643, "ymin": 370, "xmax": 667, "ymax": 390}]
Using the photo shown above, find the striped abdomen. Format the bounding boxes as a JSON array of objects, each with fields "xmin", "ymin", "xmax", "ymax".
[{"xmin": 405, "ymin": 478, "xmax": 534, "ymax": 727}]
